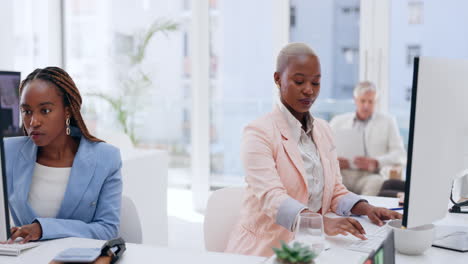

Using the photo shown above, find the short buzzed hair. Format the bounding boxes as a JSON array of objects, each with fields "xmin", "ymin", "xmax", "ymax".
[
  {"xmin": 353, "ymin": 81, "xmax": 378, "ymax": 98},
  {"xmin": 276, "ymin": 42, "xmax": 318, "ymax": 73}
]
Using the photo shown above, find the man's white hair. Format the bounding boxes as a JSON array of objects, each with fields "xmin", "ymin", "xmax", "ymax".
[
  {"xmin": 276, "ymin": 42, "xmax": 318, "ymax": 72},
  {"xmin": 353, "ymin": 81, "xmax": 378, "ymax": 98}
]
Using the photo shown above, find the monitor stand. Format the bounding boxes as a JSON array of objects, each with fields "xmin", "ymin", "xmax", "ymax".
[{"xmin": 449, "ymin": 204, "xmax": 468, "ymax": 214}]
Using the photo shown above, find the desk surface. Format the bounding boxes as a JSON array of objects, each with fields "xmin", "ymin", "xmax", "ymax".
[
  {"xmin": 0, "ymin": 237, "xmax": 265, "ymax": 264},
  {"xmin": 1, "ymin": 197, "xmax": 466, "ymax": 264}
]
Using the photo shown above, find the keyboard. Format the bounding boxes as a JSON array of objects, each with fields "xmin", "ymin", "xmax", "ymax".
[
  {"xmin": 0, "ymin": 242, "xmax": 41, "ymax": 256},
  {"xmin": 345, "ymin": 217, "xmax": 390, "ymax": 253}
]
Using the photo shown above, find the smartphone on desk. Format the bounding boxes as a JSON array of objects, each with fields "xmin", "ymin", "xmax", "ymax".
[{"xmin": 51, "ymin": 237, "xmax": 125, "ymax": 264}]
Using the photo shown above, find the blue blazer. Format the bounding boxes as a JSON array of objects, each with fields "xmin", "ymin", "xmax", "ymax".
[{"xmin": 4, "ymin": 136, "xmax": 122, "ymax": 240}]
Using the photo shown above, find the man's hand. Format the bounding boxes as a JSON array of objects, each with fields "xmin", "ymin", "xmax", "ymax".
[
  {"xmin": 354, "ymin": 156, "xmax": 379, "ymax": 172},
  {"xmin": 7, "ymin": 222, "xmax": 42, "ymax": 244},
  {"xmin": 338, "ymin": 157, "xmax": 350, "ymax": 170},
  {"xmin": 323, "ymin": 216, "xmax": 367, "ymax": 240}
]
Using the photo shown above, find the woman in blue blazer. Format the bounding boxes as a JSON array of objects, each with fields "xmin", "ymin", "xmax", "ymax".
[{"xmin": 4, "ymin": 67, "xmax": 122, "ymax": 243}]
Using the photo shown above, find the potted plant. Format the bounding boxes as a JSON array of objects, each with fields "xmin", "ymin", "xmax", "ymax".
[{"xmin": 272, "ymin": 241, "xmax": 318, "ymax": 264}]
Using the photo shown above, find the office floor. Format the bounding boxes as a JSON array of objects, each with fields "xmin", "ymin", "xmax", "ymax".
[{"xmin": 167, "ymin": 188, "xmax": 206, "ymax": 250}]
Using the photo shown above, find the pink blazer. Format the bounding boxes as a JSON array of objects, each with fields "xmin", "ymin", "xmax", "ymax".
[{"xmin": 224, "ymin": 106, "xmax": 352, "ymax": 257}]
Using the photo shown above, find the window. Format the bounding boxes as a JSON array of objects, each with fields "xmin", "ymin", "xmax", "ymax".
[
  {"xmin": 406, "ymin": 45, "xmax": 421, "ymax": 66},
  {"xmin": 388, "ymin": 0, "xmax": 468, "ymax": 149},
  {"xmin": 290, "ymin": 0, "xmax": 359, "ymax": 120},
  {"xmin": 408, "ymin": 1, "xmax": 423, "ymax": 25},
  {"xmin": 11, "ymin": 0, "xmax": 61, "ymax": 77},
  {"xmin": 64, "ymin": 0, "xmax": 192, "ymax": 185},
  {"xmin": 290, "ymin": 6, "xmax": 297, "ymax": 28},
  {"xmin": 405, "ymin": 86, "xmax": 412, "ymax": 102},
  {"xmin": 208, "ymin": 0, "xmax": 281, "ymax": 185},
  {"xmin": 342, "ymin": 47, "xmax": 359, "ymax": 64}
]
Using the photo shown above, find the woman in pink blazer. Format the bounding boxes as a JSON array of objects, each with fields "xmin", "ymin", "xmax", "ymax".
[{"xmin": 225, "ymin": 43, "xmax": 401, "ymax": 257}]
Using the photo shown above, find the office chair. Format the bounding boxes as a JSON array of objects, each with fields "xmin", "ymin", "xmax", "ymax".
[
  {"xmin": 119, "ymin": 195, "xmax": 143, "ymax": 243},
  {"xmin": 204, "ymin": 187, "xmax": 245, "ymax": 252}
]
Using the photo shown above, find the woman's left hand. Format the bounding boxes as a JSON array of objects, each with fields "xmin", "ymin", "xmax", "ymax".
[
  {"xmin": 352, "ymin": 201, "xmax": 402, "ymax": 226},
  {"xmin": 8, "ymin": 222, "xmax": 42, "ymax": 244},
  {"xmin": 365, "ymin": 206, "xmax": 402, "ymax": 226}
]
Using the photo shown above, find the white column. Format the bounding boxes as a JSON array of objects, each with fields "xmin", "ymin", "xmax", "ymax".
[
  {"xmin": 360, "ymin": 0, "xmax": 391, "ymax": 113},
  {"xmin": 271, "ymin": 0, "xmax": 290, "ymax": 101},
  {"xmin": 0, "ymin": 0, "xmax": 14, "ymax": 70},
  {"xmin": 190, "ymin": 0, "xmax": 210, "ymax": 212},
  {"xmin": 272, "ymin": 0, "xmax": 290, "ymax": 55},
  {"xmin": 47, "ymin": 0, "xmax": 63, "ymax": 67}
]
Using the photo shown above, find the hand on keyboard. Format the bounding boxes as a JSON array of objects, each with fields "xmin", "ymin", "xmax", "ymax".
[
  {"xmin": 351, "ymin": 202, "xmax": 402, "ymax": 227},
  {"xmin": 346, "ymin": 217, "xmax": 390, "ymax": 253},
  {"xmin": 324, "ymin": 216, "xmax": 367, "ymax": 240},
  {"xmin": 8, "ymin": 222, "xmax": 42, "ymax": 244}
]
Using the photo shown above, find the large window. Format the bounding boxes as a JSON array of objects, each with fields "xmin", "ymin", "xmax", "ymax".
[
  {"xmin": 388, "ymin": 0, "xmax": 468, "ymax": 147},
  {"xmin": 7, "ymin": 0, "xmax": 468, "ymax": 197},
  {"xmin": 64, "ymin": 0, "xmax": 191, "ymax": 185},
  {"xmin": 11, "ymin": 0, "xmax": 62, "ymax": 78},
  {"xmin": 208, "ymin": 0, "xmax": 286, "ymax": 185},
  {"xmin": 289, "ymin": 0, "xmax": 359, "ymax": 120}
]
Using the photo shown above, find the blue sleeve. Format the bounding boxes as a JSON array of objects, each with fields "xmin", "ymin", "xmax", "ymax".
[
  {"xmin": 276, "ymin": 197, "xmax": 307, "ymax": 231},
  {"xmin": 35, "ymin": 156, "xmax": 122, "ymax": 240}
]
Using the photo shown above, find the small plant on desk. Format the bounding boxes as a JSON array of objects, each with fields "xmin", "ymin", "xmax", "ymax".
[{"xmin": 272, "ymin": 241, "xmax": 317, "ymax": 264}]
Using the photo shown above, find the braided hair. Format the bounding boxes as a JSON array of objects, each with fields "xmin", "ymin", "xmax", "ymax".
[{"xmin": 19, "ymin": 66, "xmax": 103, "ymax": 142}]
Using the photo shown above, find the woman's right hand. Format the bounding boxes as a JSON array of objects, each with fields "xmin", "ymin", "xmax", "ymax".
[{"xmin": 323, "ymin": 217, "xmax": 367, "ymax": 240}]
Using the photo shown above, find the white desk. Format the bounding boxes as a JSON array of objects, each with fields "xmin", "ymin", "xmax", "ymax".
[
  {"xmin": 264, "ymin": 196, "xmax": 468, "ymax": 264},
  {"xmin": 0, "ymin": 237, "xmax": 265, "ymax": 264},
  {"xmin": 1, "ymin": 197, "xmax": 466, "ymax": 264}
]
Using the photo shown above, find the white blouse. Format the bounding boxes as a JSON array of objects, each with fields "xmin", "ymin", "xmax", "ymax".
[
  {"xmin": 28, "ymin": 163, "xmax": 72, "ymax": 218},
  {"xmin": 278, "ymin": 102, "xmax": 325, "ymax": 213}
]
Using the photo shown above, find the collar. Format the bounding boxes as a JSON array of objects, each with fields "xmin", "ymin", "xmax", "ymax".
[
  {"xmin": 353, "ymin": 112, "xmax": 374, "ymax": 124},
  {"xmin": 277, "ymin": 100, "xmax": 314, "ymax": 143}
]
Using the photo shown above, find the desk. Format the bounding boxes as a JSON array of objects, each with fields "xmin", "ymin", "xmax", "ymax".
[
  {"xmin": 0, "ymin": 237, "xmax": 265, "ymax": 264},
  {"xmin": 264, "ymin": 196, "xmax": 468, "ymax": 264},
  {"xmin": 1, "ymin": 197, "xmax": 466, "ymax": 264},
  {"xmin": 354, "ymin": 196, "xmax": 468, "ymax": 263}
]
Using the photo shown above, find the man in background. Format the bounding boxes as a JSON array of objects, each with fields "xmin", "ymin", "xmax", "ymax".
[{"xmin": 330, "ymin": 81, "xmax": 406, "ymax": 196}]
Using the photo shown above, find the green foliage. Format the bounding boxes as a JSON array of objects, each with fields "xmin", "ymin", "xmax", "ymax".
[
  {"xmin": 272, "ymin": 241, "xmax": 317, "ymax": 264},
  {"xmin": 89, "ymin": 18, "xmax": 178, "ymax": 145},
  {"xmin": 131, "ymin": 20, "xmax": 179, "ymax": 65}
]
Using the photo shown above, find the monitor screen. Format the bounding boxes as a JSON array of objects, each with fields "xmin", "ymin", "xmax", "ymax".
[
  {"xmin": 0, "ymin": 131, "xmax": 11, "ymax": 241},
  {"xmin": 0, "ymin": 71, "xmax": 21, "ymax": 137},
  {"xmin": 403, "ymin": 57, "xmax": 468, "ymax": 228}
]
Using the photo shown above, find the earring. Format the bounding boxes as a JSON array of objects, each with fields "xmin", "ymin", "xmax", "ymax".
[{"xmin": 66, "ymin": 117, "xmax": 71, "ymax": 136}]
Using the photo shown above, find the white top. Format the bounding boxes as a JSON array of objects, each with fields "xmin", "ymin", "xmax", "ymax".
[
  {"xmin": 278, "ymin": 102, "xmax": 324, "ymax": 212},
  {"xmin": 329, "ymin": 112, "xmax": 407, "ymax": 168},
  {"xmin": 28, "ymin": 163, "xmax": 72, "ymax": 218}
]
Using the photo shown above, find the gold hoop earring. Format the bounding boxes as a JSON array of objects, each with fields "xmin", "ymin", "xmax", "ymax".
[{"xmin": 66, "ymin": 117, "xmax": 71, "ymax": 136}]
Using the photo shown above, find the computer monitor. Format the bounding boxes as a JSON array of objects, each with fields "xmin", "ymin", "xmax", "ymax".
[
  {"xmin": 0, "ymin": 130, "xmax": 11, "ymax": 241},
  {"xmin": 403, "ymin": 57, "xmax": 468, "ymax": 228},
  {"xmin": 0, "ymin": 71, "xmax": 21, "ymax": 137}
]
